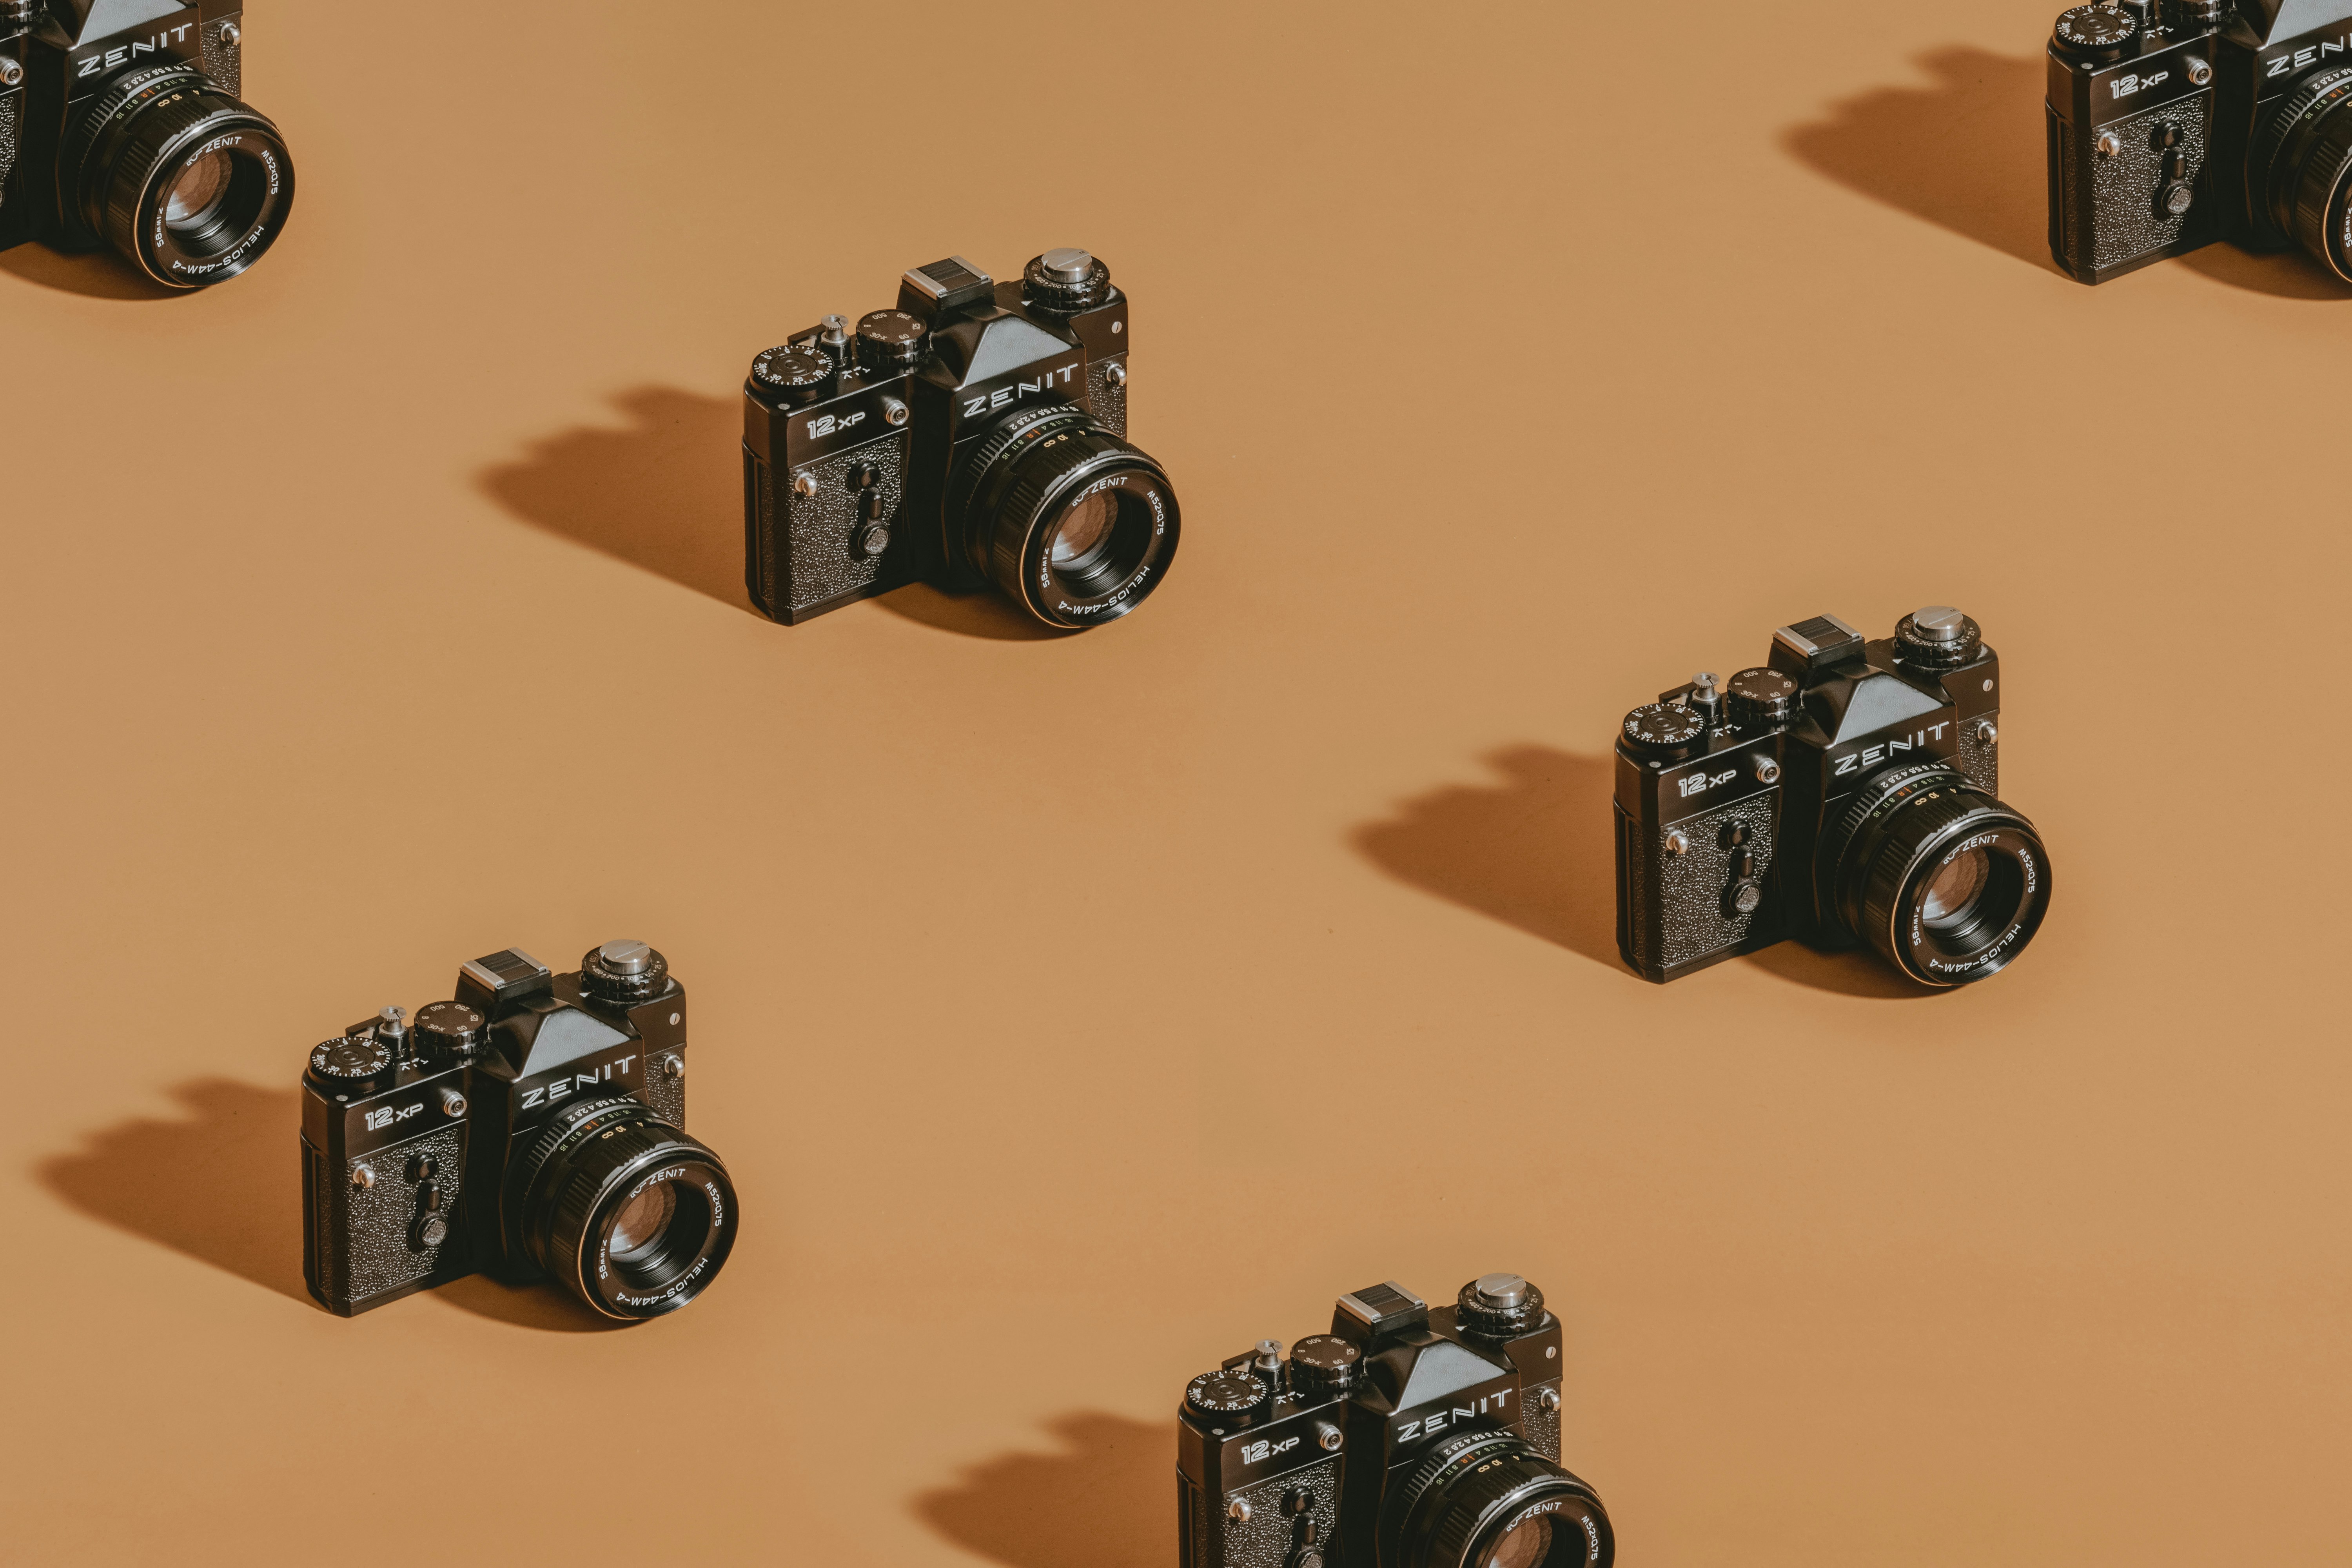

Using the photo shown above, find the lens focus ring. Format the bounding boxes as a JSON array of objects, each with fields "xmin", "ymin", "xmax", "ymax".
[{"xmin": 2292, "ymin": 98, "xmax": 2352, "ymax": 280}]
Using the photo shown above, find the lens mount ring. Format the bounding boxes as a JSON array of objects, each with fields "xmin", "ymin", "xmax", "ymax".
[
  {"xmin": 2253, "ymin": 64, "xmax": 2352, "ymax": 252},
  {"xmin": 515, "ymin": 1095, "xmax": 739, "ymax": 1321},
  {"xmin": 1387, "ymin": 1430, "xmax": 1613, "ymax": 1568},
  {"xmin": 1826, "ymin": 762, "xmax": 2052, "ymax": 988},
  {"xmin": 956, "ymin": 405, "xmax": 1180, "ymax": 629},
  {"xmin": 64, "ymin": 61, "xmax": 292, "ymax": 288}
]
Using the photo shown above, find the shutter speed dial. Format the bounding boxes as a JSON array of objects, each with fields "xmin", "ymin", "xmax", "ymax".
[
  {"xmin": 1622, "ymin": 701, "xmax": 1707, "ymax": 760},
  {"xmin": 1725, "ymin": 666, "xmax": 1798, "ymax": 728},
  {"xmin": 1186, "ymin": 1368, "xmax": 1273, "ymax": 1425},
  {"xmin": 1289, "ymin": 1334, "xmax": 1363, "ymax": 1394},
  {"xmin": 855, "ymin": 309, "xmax": 928, "ymax": 374}
]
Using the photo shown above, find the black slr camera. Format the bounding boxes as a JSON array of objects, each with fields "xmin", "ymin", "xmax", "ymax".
[
  {"xmin": 741, "ymin": 248, "xmax": 1180, "ymax": 629},
  {"xmin": 300, "ymin": 942, "xmax": 739, "ymax": 1322},
  {"xmin": 2047, "ymin": 0, "xmax": 2352, "ymax": 283},
  {"xmin": 1614, "ymin": 606, "xmax": 2053, "ymax": 988},
  {"xmin": 1178, "ymin": 1276, "xmax": 1613, "ymax": 1568},
  {"xmin": 0, "ymin": 1, "xmax": 292, "ymax": 287}
]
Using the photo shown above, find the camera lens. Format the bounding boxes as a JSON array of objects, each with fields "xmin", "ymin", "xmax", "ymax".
[
  {"xmin": 1918, "ymin": 844, "xmax": 1991, "ymax": 933},
  {"xmin": 513, "ymin": 1096, "xmax": 738, "ymax": 1320},
  {"xmin": 953, "ymin": 406, "xmax": 1180, "ymax": 629},
  {"xmin": 1824, "ymin": 762, "xmax": 2052, "ymax": 987},
  {"xmin": 60, "ymin": 62, "xmax": 293, "ymax": 289},
  {"xmin": 1387, "ymin": 1431, "xmax": 1613, "ymax": 1568},
  {"xmin": 2256, "ymin": 65, "xmax": 2352, "ymax": 281}
]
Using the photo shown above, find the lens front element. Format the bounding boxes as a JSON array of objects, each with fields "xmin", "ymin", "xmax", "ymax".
[{"xmin": 515, "ymin": 1096, "xmax": 739, "ymax": 1320}]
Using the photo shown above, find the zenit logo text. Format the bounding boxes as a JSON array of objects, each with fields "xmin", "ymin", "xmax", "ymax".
[
  {"xmin": 76, "ymin": 23, "xmax": 199, "ymax": 77},
  {"xmin": 521, "ymin": 1055, "xmax": 637, "ymax": 1108},
  {"xmin": 1831, "ymin": 721, "xmax": 1952, "ymax": 777},
  {"xmin": 963, "ymin": 363, "xmax": 1079, "ymax": 418},
  {"xmin": 1394, "ymin": 1388, "xmax": 1511, "ymax": 1442},
  {"xmin": 2268, "ymin": 34, "xmax": 2351, "ymax": 76}
]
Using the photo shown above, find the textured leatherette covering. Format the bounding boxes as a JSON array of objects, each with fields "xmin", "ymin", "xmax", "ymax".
[
  {"xmin": 1521, "ymin": 1376, "xmax": 1563, "ymax": 1462},
  {"xmin": 1958, "ymin": 709, "xmax": 1999, "ymax": 797},
  {"xmin": 1637, "ymin": 796, "xmax": 1779, "ymax": 971},
  {"xmin": 0, "ymin": 89, "xmax": 20, "ymax": 209},
  {"xmin": 1183, "ymin": 1453, "xmax": 1341, "ymax": 1568},
  {"xmin": 2058, "ymin": 94, "xmax": 2213, "ymax": 273},
  {"xmin": 305, "ymin": 1123, "xmax": 465, "ymax": 1310},
  {"xmin": 644, "ymin": 1052, "xmax": 684, "ymax": 1129},
  {"xmin": 1085, "ymin": 352, "xmax": 1127, "ymax": 437},
  {"xmin": 757, "ymin": 430, "xmax": 910, "ymax": 617},
  {"xmin": 199, "ymin": 9, "xmax": 240, "ymax": 96}
]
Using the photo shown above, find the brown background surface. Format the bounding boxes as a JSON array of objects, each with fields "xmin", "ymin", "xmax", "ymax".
[{"xmin": 3, "ymin": 0, "xmax": 2347, "ymax": 1562}]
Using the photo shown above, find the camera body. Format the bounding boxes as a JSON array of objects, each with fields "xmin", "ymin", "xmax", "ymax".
[
  {"xmin": 742, "ymin": 248, "xmax": 1178, "ymax": 629},
  {"xmin": 1614, "ymin": 607, "xmax": 2050, "ymax": 988},
  {"xmin": 1178, "ymin": 1276, "xmax": 1612, "ymax": 1568},
  {"xmin": 2047, "ymin": 0, "xmax": 2352, "ymax": 283},
  {"xmin": 301, "ymin": 942, "xmax": 738, "ymax": 1321},
  {"xmin": 0, "ymin": 0, "xmax": 289, "ymax": 285}
]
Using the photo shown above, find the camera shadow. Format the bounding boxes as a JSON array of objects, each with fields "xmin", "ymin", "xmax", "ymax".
[
  {"xmin": 1353, "ymin": 746, "xmax": 1623, "ymax": 969},
  {"xmin": 1784, "ymin": 45, "xmax": 2062, "ymax": 275},
  {"xmin": 36, "ymin": 1078, "xmax": 636, "ymax": 1328},
  {"xmin": 0, "ymin": 245, "xmax": 179, "ymax": 300},
  {"xmin": 1785, "ymin": 44, "xmax": 2352, "ymax": 299},
  {"xmin": 1352, "ymin": 746, "xmax": 1935, "ymax": 1000},
  {"xmin": 36, "ymin": 1078, "xmax": 311, "ymax": 1304},
  {"xmin": 478, "ymin": 386, "xmax": 762, "ymax": 617},
  {"xmin": 916, "ymin": 1411, "xmax": 1167, "ymax": 1568}
]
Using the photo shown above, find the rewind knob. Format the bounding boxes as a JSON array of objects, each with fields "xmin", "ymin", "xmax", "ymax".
[{"xmin": 1893, "ymin": 605, "xmax": 1983, "ymax": 670}]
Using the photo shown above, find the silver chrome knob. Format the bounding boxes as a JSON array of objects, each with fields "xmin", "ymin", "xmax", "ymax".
[
  {"xmin": 1973, "ymin": 719, "xmax": 1998, "ymax": 746},
  {"xmin": 351, "ymin": 1163, "xmax": 374, "ymax": 1189},
  {"xmin": 1754, "ymin": 757, "xmax": 1782, "ymax": 784},
  {"xmin": 438, "ymin": 1088, "xmax": 467, "ymax": 1117},
  {"xmin": 1665, "ymin": 829, "xmax": 1690, "ymax": 856},
  {"xmin": 1316, "ymin": 1422, "xmax": 1343, "ymax": 1451},
  {"xmin": 1040, "ymin": 246, "xmax": 1094, "ymax": 282},
  {"xmin": 1228, "ymin": 1499, "xmax": 1252, "ymax": 1523}
]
